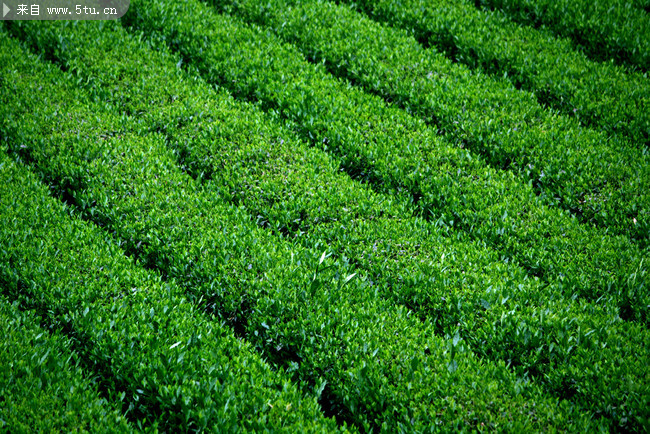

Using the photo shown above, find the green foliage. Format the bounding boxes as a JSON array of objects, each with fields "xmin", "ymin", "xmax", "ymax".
[
  {"xmin": 213, "ymin": 0, "xmax": 649, "ymax": 246},
  {"xmin": 340, "ymin": 0, "xmax": 650, "ymax": 151},
  {"xmin": 0, "ymin": 296, "xmax": 133, "ymax": 432},
  {"xmin": 475, "ymin": 0, "xmax": 650, "ymax": 72},
  {"xmin": 1, "ymin": 22, "xmax": 611, "ymax": 432},
  {"xmin": 1, "ymin": 5, "xmax": 648, "ymax": 432},
  {"xmin": 0, "ymin": 38, "xmax": 336, "ymax": 428},
  {"xmin": 29, "ymin": 17, "xmax": 647, "ymax": 429},
  {"xmin": 119, "ymin": 0, "xmax": 647, "ymax": 320},
  {"xmin": 0, "ymin": 155, "xmax": 337, "ymax": 431}
]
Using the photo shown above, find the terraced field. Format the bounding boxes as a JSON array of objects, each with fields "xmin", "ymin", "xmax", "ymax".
[{"xmin": 0, "ymin": 0, "xmax": 648, "ymax": 431}]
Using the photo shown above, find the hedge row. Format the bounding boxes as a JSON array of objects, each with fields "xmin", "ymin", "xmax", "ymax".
[
  {"xmin": 157, "ymin": 42, "xmax": 650, "ymax": 430},
  {"xmin": 10, "ymin": 20, "xmax": 650, "ymax": 430},
  {"xmin": 337, "ymin": 0, "xmax": 650, "ymax": 151},
  {"xmin": 0, "ymin": 37, "xmax": 335, "ymax": 432},
  {"xmin": 123, "ymin": 24, "xmax": 649, "ymax": 427},
  {"xmin": 1, "ymin": 23, "xmax": 608, "ymax": 431},
  {"xmin": 212, "ymin": 0, "xmax": 649, "ymax": 246},
  {"xmin": 474, "ymin": 0, "xmax": 650, "ymax": 72},
  {"xmin": 0, "ymin": 294, "xmax": 132, "ymax": 432},
  {"xmin": 0, "ymin": 148, "xmax": 336, "ymax": 430},
  {"xmin": 119, "ymin": 0, "xmax": 648, "ymax": 320}
]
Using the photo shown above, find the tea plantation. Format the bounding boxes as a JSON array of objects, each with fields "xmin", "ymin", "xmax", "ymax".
[{"xmin": 0, "ymin": 0, "xmax": 648, "ymax": 431}]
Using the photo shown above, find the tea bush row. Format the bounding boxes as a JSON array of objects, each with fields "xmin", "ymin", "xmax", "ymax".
[
  {"xmin": 475, "ymin": 0, "xmax": 650, "ymax": 72},
  {"xmin": 0, "ymin": 39, "xmax": 334, "ymax": 430},
  {"xmin": 113, "ymin": 16, "xmax": 650, "ymax": 426},
  {"xmin": 1, "ymin": 23, "xmax": 607, "ymax": 432},
  {"xmin": 9, "ymin": 20, "xmax": 650, "ymax": 430},
  {"xmin": 213, "ymin": 0, "xmax": 649, "ymax": 246},
  {"xmin": 0, "ymin": 294, "xmax": 132, "ymax": 432},
  {"xmin": 0, "ymin": 148, "xmax": 336, "ymax": 431},
  {"xmin": 338, "ymin": 0, "xmax": 650, "ymax": 150},
  {"xmin": 119, "ymin": 0, "xmax": 648, "ymax": 321}
]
